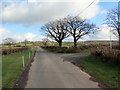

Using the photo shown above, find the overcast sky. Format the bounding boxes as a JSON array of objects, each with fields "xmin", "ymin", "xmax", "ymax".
[{"xmin": 0, "ymin": 0, "xmax": 119, "ymax": 43}]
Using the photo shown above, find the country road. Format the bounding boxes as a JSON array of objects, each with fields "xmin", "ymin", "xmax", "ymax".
[{"xmin": 25, "ymin": 48, "xmax": 100, "ymax": 88}]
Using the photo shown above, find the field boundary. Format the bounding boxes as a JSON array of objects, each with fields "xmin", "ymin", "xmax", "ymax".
[{"xmin": 13, "ymin": 50, "xmax": 36, "ymax": 88}]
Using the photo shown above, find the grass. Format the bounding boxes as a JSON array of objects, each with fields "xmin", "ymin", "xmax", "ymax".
[
  {"xmin": 2, "ymin": 48, "xmax": 36, "ymax": 88},
  {"xmin": 78, "ymin": 55, "xmax": 119, "ymax": 89}
]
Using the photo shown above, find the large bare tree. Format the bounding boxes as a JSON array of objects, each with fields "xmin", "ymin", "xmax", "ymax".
[
  {"xmin": 41, "ymin": 19, "xmax": 70, "ymax": 47},
  {"xmin": 65, "ymin": 16, "xmax": 95, "ymax": 47},
  {"xmin": 106, "ymin": 1, "xmax": 120, "ymax": 48},
  {"xmin": 3, "ymin": 38, "xmax": 16, "ymax": 45}
]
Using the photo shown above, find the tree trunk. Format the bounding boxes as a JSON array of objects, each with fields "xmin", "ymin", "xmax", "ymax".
[
  {"xmin": 58, "ymin": 41, "xmax": 62, "ymax": 47},
  {"xmin": 74, "ymin": 38, "xmax": 77, "ymax": 48},
  {"xmin": 118, "ymin": 36, "xmax": 120, "ymax": 50}
]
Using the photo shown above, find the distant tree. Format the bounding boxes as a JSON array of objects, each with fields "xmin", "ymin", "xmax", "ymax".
[
  {"xmin": 65, "ymin": 16, "xmax": 95, "ymax": 48},
  {"xmin": 41, "ymin": 19, "xmax": 70, "ymax": 47},
  {"xmin": 3, "ymin": 38, "xmax": 16, "ymax": 52},
  {"xmin": 3, "ymin": 38, "xmax": 16, "ymax": 45},
  {"xmin": 24, "ymin": 39, "xmax": 29, "ymax": 47},
  {"xmin": 42, "ymin": 38, "xmax": 49, "ymax": 46},
  {"xmin": 106, "ymin": 2, "xmax": 120, "ymax": 48}
]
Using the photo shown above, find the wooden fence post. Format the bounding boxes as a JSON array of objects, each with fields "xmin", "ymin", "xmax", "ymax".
[{"xmin": 22, "ymin": 56, "xmax": 25, "ymax": 67}]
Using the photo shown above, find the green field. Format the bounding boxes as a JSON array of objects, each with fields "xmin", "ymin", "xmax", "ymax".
[
  {"xmin": 2, "ymin": 48, "xmax": 36, "ymax": 88},
  {"xmin": 2, "ymin": 40, "xmax": 118, "ymax": 49},
  {"xmin": 79, "ymin": 55, "xmax": 119, "ymax": 88},
  {"xmin": 2, "ymin": 43, "xmax": 33, "ymax": 48}
]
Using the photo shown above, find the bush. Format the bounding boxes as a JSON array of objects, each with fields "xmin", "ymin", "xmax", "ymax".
[
  {"xmin": 56, "ymin": 47, "xmax": 79, "ymax": 53},
  {"xmin": 64, "ymin": 47, "xmax": 79, "ymax": 53},
  {"xmin": 112, "ymin": 44, "xmax": 120, "ymax": 50},
  {"xmin": 42, "ymin": 46, "xmax": 80, "ymax": 53},
  {"xmin": 15, "ymin": 45, "xmax": 21, "ymax": 47},
  {"xmin": 2, "ymin": 47, "xmax": 30, "ymax": 55},
  {"xmin": 92, "ymin": 47, "xmax": 120, "ymax": 65}
]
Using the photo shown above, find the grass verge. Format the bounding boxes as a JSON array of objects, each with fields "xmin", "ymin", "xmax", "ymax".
[
  {"xmin": 2, "ymin": 48, "xmax": 36, "ymax": 88},
  {"xmin": 78, "ymin": 55, "xmax": 119, "ymax": 89}
]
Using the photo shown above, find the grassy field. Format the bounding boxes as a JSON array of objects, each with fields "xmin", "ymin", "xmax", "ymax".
[
  {"xmin": 1, "ymin": 40, "xmax": 118, "ymax": 48},
  {"xmin": 2, "ymin": 48, "xmax": 36, "ymax": 88},
  {"xmin": 78, "ymin": 55, "xmax": 119, "ymax": 89}
]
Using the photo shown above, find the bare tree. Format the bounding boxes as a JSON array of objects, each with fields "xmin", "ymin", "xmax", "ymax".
[
  {"xmin": 24, "ymin": 39, "xmax": 29, "ymax": 47},
  {"xmin": 3, "ymin": 38, "xmax": 16, "ymax": 52},
  {"xmin": 3, "ymin": 38, "xmax": 16, "ymax": 45},
  {"xmin": 106, "ymin": 1, "xmax": 120, "ymax": 48},
  {"xmin": 41, "ymin": 19, "xmax": 70, "ymax": 47},
  {"xmin": 42, "ymin": 38, "xmax": 49, "ymax": 46},
  {"xmin": 65, "ymin": 16, "xmax": 95, "ymax": 48}
]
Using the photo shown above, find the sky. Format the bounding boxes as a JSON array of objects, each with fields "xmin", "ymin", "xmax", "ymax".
[{"xmin": 0, "ymin": 0, "xmax": 119, "ymax": 43}]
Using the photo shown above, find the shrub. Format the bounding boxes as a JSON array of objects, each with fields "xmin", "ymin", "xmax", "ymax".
[
  {"xmin": 64, "ymin": 47, "xmax": 79, "ymax": 53},
  {"xmin": 92, "ymin": 47, "xmax": 120, "ymax": 65},
  {"xmin": 2, "ymin": 47, "xmax": 29, "ymax": 55}
]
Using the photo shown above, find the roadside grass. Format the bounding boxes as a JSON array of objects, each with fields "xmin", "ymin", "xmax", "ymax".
[
  {"xmin": 2, "ymin": 48, "xmax": 36, "ymax": 88},
  {"xmin": 78, "ymin": 55, "xmax": 119, "ymax": 89}
]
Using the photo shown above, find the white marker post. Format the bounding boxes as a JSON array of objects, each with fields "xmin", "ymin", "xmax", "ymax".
[{"xmin": 22, "ymin": 56, "xmax": 25, "ymax": 68}]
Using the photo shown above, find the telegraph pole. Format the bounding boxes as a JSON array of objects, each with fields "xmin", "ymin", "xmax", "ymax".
[
  {"xmin": 118, "ymin": 1, "xmax": 120, "ymax": 48},
  {"xmin": 110, "ymin": 27, "xmax": 112, "ymax": 48},
  {"xmin": 118, "ymin": 1, "xmax": 120, "ymax": 22}
]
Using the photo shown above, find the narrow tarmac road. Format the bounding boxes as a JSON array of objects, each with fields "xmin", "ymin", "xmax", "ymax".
[{"xmin": 25, "ymin": 48, "xmax": 100, "ymax": 88}]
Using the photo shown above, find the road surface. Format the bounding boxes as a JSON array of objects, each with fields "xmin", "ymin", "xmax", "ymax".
[{"xmin": 25, "ymin": 48, "xmax": 100, "ymax": 88}]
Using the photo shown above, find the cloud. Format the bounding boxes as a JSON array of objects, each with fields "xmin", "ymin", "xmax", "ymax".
[
  {"xmin": 11, "ymin": 32, "xmax": 45, "ymax": 42},
  {"xmin": 88, "ymin": 24, "xmax": 118, "ymax": 40},
  {"xmin": 100, "ymin": 0, "xmax": 119, "ymax": 2},
  {"xmin": 100, "ymin": 10, "xmax": 108, "ymax": 15},
  {"xmin": 0, "ymin": 25, "xmax": 118, "ymax": 44},
  {"xmin": 21, "ymin": 25, "xmax": 117, "ymax": 42},
  {"xmin": 28, "ymin": 0, "xmax": 119, "ymax": 2},
  {"xmin": 58, "ymin": 24, "xmax": 118, "ymax": 42},
  {"xmin": 0, "ymin": 27, "xmax": 10, "ymax": 39},
  {"xmin": 1, "ymin": 0, "xmax": 100, "ymax": 25},
  {"xmin": 0, "ymin": 27, "xmax": 45, "ymax": 43}
]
